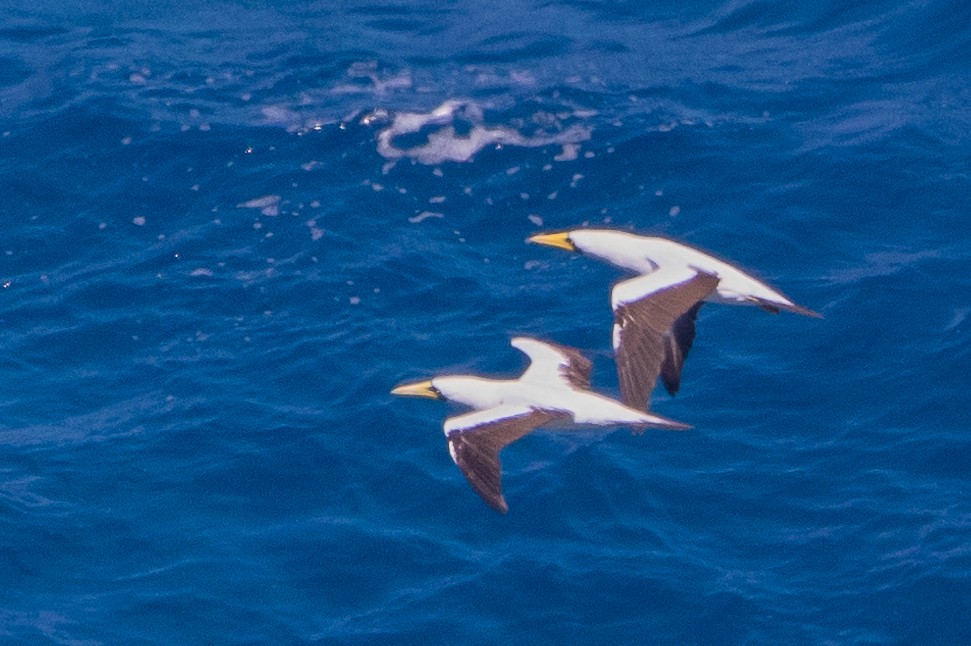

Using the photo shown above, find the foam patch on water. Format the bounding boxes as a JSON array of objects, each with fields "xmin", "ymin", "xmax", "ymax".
[
  {"xmin": 408, "ymin": 211, "xmax": 444, "ymax": 224},
  {"xmin": 332, "ymin": 61, "xmax": 413, "ymax": 96},
  {"xmin": 366, "ymin": 99, "xmax": 592, "ymax": 165},
  {"xmin": 237, "ymin": 195, "xmax": 281, "ymax": 217}
]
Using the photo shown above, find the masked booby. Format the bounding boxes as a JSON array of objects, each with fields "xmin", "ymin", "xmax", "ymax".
[
  {"xmin": 529, "ymin": 229, "xmax": 821, "ymax": 404},
  {"xmin": 391, "ymin": 336, "xmax": 690, "ymax": 513}
]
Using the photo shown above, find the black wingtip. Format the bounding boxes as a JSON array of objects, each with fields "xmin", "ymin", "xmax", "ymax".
[
  {"xmin": 660, "ymin": 370, "xmax": 681, "ymax": 396},
  {"xmin": 750, "ymin": 296, "xmax": 822, "ymax": 318},
  {"xmin": 778, "ymin": 302, "xmax": 823, "ymax": 318}
]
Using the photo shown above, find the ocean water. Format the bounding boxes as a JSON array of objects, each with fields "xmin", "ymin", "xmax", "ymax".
[{"xmin": 2, "ymin": 0, "xmax": 970, "ymax": 643}]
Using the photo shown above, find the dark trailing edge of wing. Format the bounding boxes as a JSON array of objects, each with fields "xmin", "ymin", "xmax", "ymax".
[{"xmin": 660, "ymin": 300, "xmax": 704, "ymax": 395}]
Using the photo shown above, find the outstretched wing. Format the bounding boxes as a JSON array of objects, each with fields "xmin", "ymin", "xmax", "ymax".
[
  {"xmin": 512, "ymin": 337, "xmax": 593, "ymax": 391},
  {"xmin": 444, "ymin": 406, "xmax": 561, "ymax": 513},
  {"xmin": 612, "ymin": 269, "xmax": 719, "ymax": 411}
]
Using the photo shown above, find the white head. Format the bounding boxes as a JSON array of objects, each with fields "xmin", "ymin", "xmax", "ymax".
[
  {"xmin": 528, "ymin": 229, "xmax": 656, "ymax": 271},
  {"xmin": 391, "ymin": 375, "xmax": 505, "ymax": 410}
]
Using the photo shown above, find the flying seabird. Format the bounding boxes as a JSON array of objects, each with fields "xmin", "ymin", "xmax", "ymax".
[
  {"xmin": 391, "ymin": 336, "xmax": 690, "ymax": 513},
  {"xmin": 529, "ymin": 229, "xmax": 821, "ymax": 406}
]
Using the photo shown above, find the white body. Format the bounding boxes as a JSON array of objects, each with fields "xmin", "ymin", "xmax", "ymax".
[
  {"xmin": 569, "ymin": 230, "xmax": 803, "ymax": 310},
  {"xmin": 433, "ymin": 337, "xmax": 685, "ymax": 434},
  {"xmin": 434, "ymin": 375, "xmax": 660, "ymax": 432}
]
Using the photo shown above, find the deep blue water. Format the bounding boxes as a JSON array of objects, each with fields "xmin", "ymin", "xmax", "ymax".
[{"xmin": 2, "ymin": 0, "xmax": 970, "ymax": 643}]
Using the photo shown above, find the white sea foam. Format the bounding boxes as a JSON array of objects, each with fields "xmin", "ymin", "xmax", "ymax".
[
  {"xmin": 554, "ymin": 143, "xmax": 580, "ymax": 161},
  {"xmin": 332, "ymin": 61, "xmax": 413, "ymax": 97},
  {"xmin": 409, "ymin": 211, "xmax": 444, "ymax": 224},
  {"xmin": 306, "ymin": 219, "xmax": 324, "ymax": 240},
  {"xmin": 368, "ymin": 99, "xmax": 592, "ymax": 165},
  {"xmin": 237, "ymin": 195, "xmax": 281, "ymax": 216}
]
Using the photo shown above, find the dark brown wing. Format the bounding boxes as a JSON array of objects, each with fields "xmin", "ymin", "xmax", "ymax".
[
  {"xmin": 659, "ymin": 301, "xmax": 705, "ymax": 395},
  {"xmin": 614, "ymin": 272, "xmax": 719, "ymax": 411},
  {"xmin": 445, "ymin": 408, "xmax": 561, "ymax": 513},
  {"xmin": 548, "ymin": 341, "xmax": 593, "ymax": 390}
]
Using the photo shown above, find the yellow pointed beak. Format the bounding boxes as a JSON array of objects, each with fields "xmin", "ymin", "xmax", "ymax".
[
  {"xmin": 528, "ymin": 232, "xmax": 577, "ymax": 252},
  {"xmin": 391, "ymin": 380, "xmax": 441, "ymax": 399}
]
